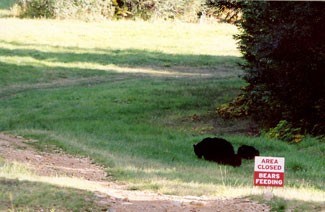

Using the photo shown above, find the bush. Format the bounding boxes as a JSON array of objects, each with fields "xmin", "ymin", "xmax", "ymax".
[
  {"xmin": 15, "ymin": 0, "xmax": 55, "ymax": 18},
  {"xmin": 14, "ymin": 0, "xmax": 114, "ymax": 20},
  {"xmin": 153, "ymin": 0, "xmax": 205, "ymax": 22},
  {"xmin": 204, "ymin": 0, "xmax": 242, "ymax": 23},
  {"xmin": 113, "ymin": 0, "xmax": 205, "ymax": 22},
  {"xmin": 14, "ymin": 0, "xmax": 206, "ymax": 22},
  {"xmin": 220, "ymin": 1, "xmax": 325, "ymax": 135},
  {"xmin": 55, "ymin": 0, "xmax": 114, "ymax": 20},
  {"xmin": 112, "ymin": 0, "xmax": 156, "ymax": 20},
  {"xmin": 265, "ymin": 120, "xmax": 304, "ymax": 143}
]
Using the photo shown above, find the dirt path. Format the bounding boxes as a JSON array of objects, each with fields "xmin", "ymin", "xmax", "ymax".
[{"xmin": 0, "ymin": 133, "xmax": 270, "ymax": 211}]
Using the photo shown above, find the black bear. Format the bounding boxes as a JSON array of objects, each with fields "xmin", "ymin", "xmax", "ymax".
[
  {"xmin": 193, "ymin": 137, "xmax": 241, "ymax": 167},
  {"xmin": 237, "ymin": 145, "xmax": 259, "ymax": 160}
]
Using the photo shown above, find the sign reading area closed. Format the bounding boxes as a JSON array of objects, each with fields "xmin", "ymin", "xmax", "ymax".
[{"xmin": 254, "ymin": 156, "xmax": 285, "ymax": 187}]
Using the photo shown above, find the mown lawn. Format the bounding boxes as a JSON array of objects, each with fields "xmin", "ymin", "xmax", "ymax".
[{"xmin": 0, "ymin": 17, "xmax": 324, "ymax": 211}]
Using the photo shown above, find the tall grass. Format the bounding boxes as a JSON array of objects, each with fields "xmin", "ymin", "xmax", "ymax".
[{"xmin": 0, "ymin": 18, "xmax": 324, "ymax": 206}]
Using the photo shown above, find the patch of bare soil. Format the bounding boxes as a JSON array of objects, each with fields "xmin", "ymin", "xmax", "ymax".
[{"xmin": 0, "ymin": 133, "xmax": 270, "ymax": 211}]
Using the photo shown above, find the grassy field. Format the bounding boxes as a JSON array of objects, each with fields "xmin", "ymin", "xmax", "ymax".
[
  {"xmin": 0, "ymin": 11, "xmax": 324, "ymax": 211},
  {"xmin": 0, "ymin": 177, "xmax": 102, "ymax": 211}
]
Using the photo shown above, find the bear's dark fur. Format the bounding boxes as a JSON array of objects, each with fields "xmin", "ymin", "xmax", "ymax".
[
  {"xmin": 193, "ymin": 137, "xmax": 241, "ymax": 167},
  {"xmin": 237, "ymin": 145, "xmax": 259, "ymax": 160}
]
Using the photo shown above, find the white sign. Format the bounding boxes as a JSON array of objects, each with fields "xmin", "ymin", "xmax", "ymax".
[{"xmin": 254, "ymin": 156, "xmax": 285, "ymax": 187}]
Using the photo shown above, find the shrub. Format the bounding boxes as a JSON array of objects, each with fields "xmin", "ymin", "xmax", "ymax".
[
  {"xmin": 265, "ymin": 120, "xmax": 304, "ymax": 143},
  {"xmin": 14, "ymin": 0, "xmax": 114, "ymax": 20},
  {"xmin": 55, "ymin": 0, "xmax": 114, "ymax": 20},
  {"xmin": 204, "ymin": 0, "xmax": 242, "ymax": 23},
  {"xmin": 113, "ymin": 0, "xmax": 205, "ymax": 22},
  {"xmin": 13, "ymin": 0, "xmax": 224, "ymax": 22},
  {"xmin": 112, "ymin": 0, "xmax": 157, "ymax": 20},
  {"xmin": 219, "ymin": 1, "xmax": 325, "ymax": 135},
  {"xmin": 153, "ymin": 0, "xmax": 204, "ymax": 22},
  {"xmin": 15, "ymin": 0, "xmax": 55, "ymax": 18}
]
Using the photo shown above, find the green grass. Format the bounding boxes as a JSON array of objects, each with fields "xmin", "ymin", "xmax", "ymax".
[
  {"xmin": 0, "ymin": 18, "xmax": 324, "ymax": 210},
  {"xmin": 251, "ymin": 195, "xmax": 325, "ymax": 212},
  {"xmin": 0, "ymin": 177, "xmax": 103, "ymax": 211}
]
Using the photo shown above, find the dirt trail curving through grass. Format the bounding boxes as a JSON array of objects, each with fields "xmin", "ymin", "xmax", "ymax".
[
  {"xmin": 0, "ymin": 133, "xmax": 270, "ymax": 211},
  {"xmin": 0, "ymin": 67, "xmax": 231, "ymax": 99}
]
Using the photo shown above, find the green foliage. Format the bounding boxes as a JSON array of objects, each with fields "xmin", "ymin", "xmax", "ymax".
[
  {"xmin": 13, "ymin": 0, "xmax": 209, "ymax": 22},
  {"xmin": 55, "ymin": 0, "xmax": 114, "ymax": 20},
  {"xmin": 14, "ymin": 0, "xmax": 114, "ymax": 20},
  {"xmin": 152, "ymin": 0, "xmax": 205, "ymax": 22},
  {"xmin": 232, "ymin": 1, "xmax": 325, "ymax": 135},
  {"xmin": 217, "ymin": 83, "xmax": 283, "ymax": 128},
  {"xmin": 112, "ymin": 0, "xmax": 153, "ymax": 20},
  {"xmin": 205, "ymin": 0, "xmax": 242, "ymax": 23},
  {"xmin": 217, "ymin": 93, "xmax": 248, "ymax": 119},
  {"xmin": 16, "ymin": 0, "xmax": 55, "ymax": 18},
  {"xmin": 113, "ymin": 0, "xmax": 205, "ymax": 22},
  {"xmin": 265, "ymin": 120, "xmax": 304, "ymax": 143}
]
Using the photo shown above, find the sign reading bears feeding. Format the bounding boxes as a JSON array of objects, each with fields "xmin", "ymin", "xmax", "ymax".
[{"xmin": 254, "ymin": 156, "xmax": 285, "ymax": 187}]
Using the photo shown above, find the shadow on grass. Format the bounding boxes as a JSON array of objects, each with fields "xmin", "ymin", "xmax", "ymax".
[
  {"xmin": 0, "ymin": 40, "xmax": 242, "ymax": 74},
  {"xmin": 0, "ymin": 39, "xmax": 244, "ymax": 96}
]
